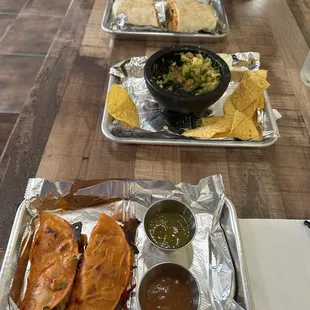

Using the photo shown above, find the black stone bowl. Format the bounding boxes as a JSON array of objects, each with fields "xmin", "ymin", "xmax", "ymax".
[{"xmin": 144, "ymin": 45, "xmax": 231, "ymax": 117}]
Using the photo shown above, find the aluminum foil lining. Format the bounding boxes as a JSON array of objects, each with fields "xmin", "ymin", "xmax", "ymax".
[
  {"xmin": 108, "ymin": 52, "xmax": 279, "ymax": 140},
  {"xmin": 108, "ymin": 0, "xmax": 227, "ymax": 35},
  {"xmin": 3, "ymin": 176, "xmax": 246, "ymax": 310}
]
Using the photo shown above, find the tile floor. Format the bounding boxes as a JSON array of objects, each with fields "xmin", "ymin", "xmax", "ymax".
[{"xmin": 0, "ymin": 0, "xmax": 72, "ymax": 155}]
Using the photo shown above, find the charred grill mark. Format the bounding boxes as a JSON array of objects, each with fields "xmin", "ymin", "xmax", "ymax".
[
  {"xmin": 57, "ymin": 243, "xmax": 67, "ymax": 251},
  {"xmin": 116, "ymin": 284, "xmax": 136, "ymax": 310},
  {"xmin": 123, "ymin": 219, "xmax": 140, "ymax": 254},
  {"xmin": 73, "ymin": 298, "xmax": 82, "ymax": 305},
  {"xmin": 44, "ymin": 226, "xmax": 57, "ymax": 238}
]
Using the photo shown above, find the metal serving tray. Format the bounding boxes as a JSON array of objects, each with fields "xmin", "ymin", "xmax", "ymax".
[
  {"xmin": 101, "ymin": 75, "xmax": 279, "ymax": 147},
  {"xmin": 101, "ymin": 0, "xmax": 229, "ymax": 42},
  {"xmin": 0, "ymin": 196, "xmax": 253, "ymax": 310}
]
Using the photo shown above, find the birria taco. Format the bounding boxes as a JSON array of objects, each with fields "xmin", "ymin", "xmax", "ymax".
[
  {"xmin": 19, "ymin": 213, "xmax": 80, "ymax": 310},
  {"xmin": 113, "ymin": 0, "xmax": 159, "ymax": 27},
  {"xmin": 166, "ymin": 0, "xmax": 218, "ymax": 32},
  {"xmin": 67, "ymin": 213, "xmax": 133, "ymax": 310}
]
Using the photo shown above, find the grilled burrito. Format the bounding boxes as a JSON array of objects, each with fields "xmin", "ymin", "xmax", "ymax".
[
  {"xmin": 166, "ymin": 0, "xmax": 218, "ymax": 32},
  {"xmin": 19, "ymin": 213, "xmax": 79, "ymax": 310},
  {"xmin": 67, "ymin": 213, "xmax": 132, "ymax": 310},
  {"xmin": 113, "ymin": 0, "xmax": 159, "ymax": 27}
]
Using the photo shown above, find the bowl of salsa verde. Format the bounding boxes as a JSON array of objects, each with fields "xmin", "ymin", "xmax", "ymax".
[
  {"xmin": 138, "ymin": 262, "xmax": 200, "ymax": 310},
  {"xmin": 143, "ymin": 199, "xmax": 196, "ymax": 251}
]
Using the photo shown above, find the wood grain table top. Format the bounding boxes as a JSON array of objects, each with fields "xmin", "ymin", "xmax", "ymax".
[{"xmin": 0, "ymin": 0, "xmax": 310, "ymax": 252}]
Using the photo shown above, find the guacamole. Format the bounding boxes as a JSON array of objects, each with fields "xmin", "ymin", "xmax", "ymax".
[{"xmin": 156, "ymin": 52, "xmax": 221, "ymax": 95}]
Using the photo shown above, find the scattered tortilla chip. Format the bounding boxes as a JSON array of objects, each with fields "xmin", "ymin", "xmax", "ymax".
[
  {"xmin": 257, "ymin": 124, "xmax": 264, "ymax": 137},
  {"xmin": 252, "ymin": 70, "xmax": 267, "ymax": 109},
  {"xmin": 252, "ymin": 110, "xmax": 259, "ymax": 126},
  {"xmin": 229, "ymin": 110, "xmax": 260, "ymax": 140},
  {"xmin": 256, "ymin": 94, "xmax": 265, "ymax": 109},
  {"xmin": 183, "ymin": 126, "xmax": 219, "ymax": 139},
  {"xmin": 257, "ymin": 124, "xmax": 264, "ymax": 140},
  {"xmin": 231, "ymin": 70, "xmax": 270, "ymax": 111},
  {"xmin": 213, "ymin": 131, "xmax": 230, "ymax": 138},
  {"xmin": 183, "ymin": 118, "xmax": 232, "ymax": 139},
  {"xmin": 185, "ymin": 69, "xmax": 268, "ymax": 141},
  {"xmin": 256, "ymin": 71, "xmax": 267, "ymax": 110},
  {"xmin": 256, "ymin": 70, "xmax": 268, "ymax": 79},
  {"xmin": 229, "ymin": 109, "xmax": 247, "ymax": 133},
  {"xmin": 242, "ymin": 98, "xmax": 259, "ymax": 119},
  {"xmin": 185, "ymin": 110, "xmax": 260, "ymax": 141},
  {"xmin": 223, "ymin": 96, "xmax": 236, "ymax": 117},
  {"xmin": 107, "ymin": 84, "xmax": 139, "ymax": 128},
  {"xmin": 230, "ymin": 69, "xmax": 268, "ymax": 84},
  {"xmin": 120, "ymin": 121, "xmax": 132, "ymax": 129},
  {"xmin": 201, "ymin": 116, "xmax": 225, "ymax": 126}
]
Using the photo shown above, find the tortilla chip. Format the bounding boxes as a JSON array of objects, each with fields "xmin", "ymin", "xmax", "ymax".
[
  {"xmin": 231, "ymin": 71, "xmax": 270, "ymax": 111},
  {"xmin": 256, "ymin": 70, "xmax": 268, "ymax": 79},
  {"xmin": 223, "ymin": 95, "xmax": 236, "ymax": 117},
  {"xmin": 248, "ymin": 70, "xmax": 267, "ymax": 110},
  {"xmin": 183, "ymin": 126, "xmax": 219, "ymax": 139},
  {"xmin": 68, "ymin": 213, "xmax": 132, "ymax": 310},
  {"xmin": 257, "ymin": 124, "xmax": 264, "ymax": 140},
  {"xmin": 229, "ymin": 110, "xmax": 260, "ymax": 140},
  {"xmin": 256, "ymin": 94, "xmax": 265, "ymax": 109},
  {"xmin": 19, "ymin": 214, "xmax": 79, "ymax": 310},
  {"xmin": 255, "ymin": 71, "xmax": 267, "ymax": 109},
  {"xmin": 183, "ymin": 118, "xmax": 232, "ymax": 139},
  {"xmin": 120, "ymin": 121, "xmax": 132, "ymax": 129},
  {"xmin": 229, "ymin": 110, "xmax": 246, "ymax": 133},
  {"xmin": 242, "ymin": 98, "xmax": 259, "ymax": 119},
  {"xmin": 213, "ymin": 131, "xmax": 230, "ymax": 138},
  {"xmin": 201, "ymin": 116, "xmax": 225, "ymax": 126},
  {"xmin": 107, "ymin": 83, "xmax": 139, "ymax": 128},
  {"xmin": 257, "ymin": 124, "xmax": 264, "ymax": 135},
  {"xmin": 252, "ymin": 110, "xmax": 259, "ymax": 126},
  {"xmin": 191, "ymin": 69, "xmax": 268, "ymax": 141}
]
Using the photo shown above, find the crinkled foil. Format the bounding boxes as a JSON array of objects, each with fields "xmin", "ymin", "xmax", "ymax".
[
  {"xmin": 108, "ymin": 0, "xmax": 227, "ymax": 35},
  {"xmin": 1, "ymin": 176, "xmax": 249, "ymax": 310},
  {"xmin": 108, "ymin": 52, "xmax": 279, "ymax": 140}
]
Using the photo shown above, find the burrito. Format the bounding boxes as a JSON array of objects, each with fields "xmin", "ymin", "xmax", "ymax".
[
  {"xmin": 166, "ymin": 0, "xmax": 218, "ymax": 32},
  {"xmin": 67, "ymin": 213, "xmax": 133, "ymax": 310},
  {"xmin": 19, "ymin": 213, "xmax": 80, "ymax": 310},
  {"xmin": 113, "ymin": 0, "xmax": 159, "ymax": 27}
]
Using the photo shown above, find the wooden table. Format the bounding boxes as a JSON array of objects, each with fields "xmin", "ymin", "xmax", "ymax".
[{"xmin": 0, "ymin": 0, "xmax": 310, "ymax": 256}]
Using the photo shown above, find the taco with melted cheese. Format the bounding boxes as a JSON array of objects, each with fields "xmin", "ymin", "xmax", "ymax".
[
  {"xmin": 19, "ymin": 213, "xmax": 80, "ymax": 310},
  {"xmin": 67, "ymin": 213, "xmax": 133, "ymax": 310},
  {"xmin": 113, "ymin": 0, "xmax": 159, "ymax": 27},
  {"xmin": 166, "ymin": 0, "xmax": 218, "ymax": 32}
]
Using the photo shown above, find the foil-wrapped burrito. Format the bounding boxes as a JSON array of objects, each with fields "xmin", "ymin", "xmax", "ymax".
[{"xmin": 109, "ymin": 0, "xmax": 227, "ymax": 35}]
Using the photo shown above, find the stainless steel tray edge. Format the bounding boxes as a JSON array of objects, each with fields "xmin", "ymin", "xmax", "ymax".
[
  {"xmin": 101, "ymin": 0, "xmax": 229, "ymax": 41},
  {"xmin": 223, "ymin": 198, "xmax": 255, "ymax": 310},
  {"xmin": 0, "ymin": 201, "xmax": 30, "ymax": 310},
  {"xmin": 101, "ymin": 74, "xmax": 278, "ymax": 147}
]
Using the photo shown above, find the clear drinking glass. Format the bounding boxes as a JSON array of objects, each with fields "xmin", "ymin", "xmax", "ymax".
[{"xmin": 300, "ymin": 50, "xmax": 310, "ymax": 87}]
